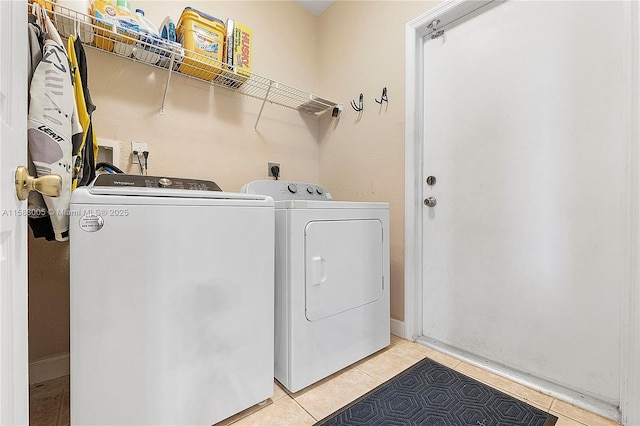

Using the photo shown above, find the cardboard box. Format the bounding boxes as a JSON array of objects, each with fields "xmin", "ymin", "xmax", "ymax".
[{"xmin": 215, "ymin": 19, "xmax": 252, "ymax": 88}]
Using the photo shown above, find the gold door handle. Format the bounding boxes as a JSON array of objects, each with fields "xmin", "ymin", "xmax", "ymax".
[{"xmin": 15, "ymin": 166, "xmax": 62, "ymax": 201}]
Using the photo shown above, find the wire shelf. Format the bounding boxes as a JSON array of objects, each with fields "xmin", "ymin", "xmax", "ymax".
[{"xmin": 34, "ymin": 1, "xmax": 338, "ymax": 127}]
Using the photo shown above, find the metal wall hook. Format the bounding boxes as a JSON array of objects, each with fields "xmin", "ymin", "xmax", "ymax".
[
  {"xmin": 375, "ymin": 87, "xmax": 388, "ymax": 104},
  {"xmin": 350, "ymin": 93, "xmax": 363, "ymax": 112}
]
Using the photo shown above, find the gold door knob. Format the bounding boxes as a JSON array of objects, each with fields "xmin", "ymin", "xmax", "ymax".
[{"xmin": 15, "ymin": 166, "xmax": 62, "ymax": 201}]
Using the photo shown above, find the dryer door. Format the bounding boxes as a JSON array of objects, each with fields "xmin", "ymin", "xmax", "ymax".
[{"xmin": 304, "ymin": 219, "xmax": 384, "ymax": 321}]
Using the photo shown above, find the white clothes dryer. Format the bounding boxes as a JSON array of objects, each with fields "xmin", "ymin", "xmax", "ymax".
[
  {"xmin": 242, "ymin": 180, "xmax": 390, "ymax": 393},
  {"xmin": 70, "ymin": 174, "xmax": 275, "ymax": 425}
]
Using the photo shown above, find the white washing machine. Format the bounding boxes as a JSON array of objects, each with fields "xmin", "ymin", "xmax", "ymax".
[
  {"xmin": 69, "ymin": 174, "xmax": 275, "ymax": 425},
  {"xmin": 242, "ymin": 180, "xmax": 390, "ymax": 392}
]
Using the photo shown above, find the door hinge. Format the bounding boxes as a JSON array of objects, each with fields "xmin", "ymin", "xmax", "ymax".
[{"xmin": 427, "ymin": 19, "xmax": 445, "ymax": 40}]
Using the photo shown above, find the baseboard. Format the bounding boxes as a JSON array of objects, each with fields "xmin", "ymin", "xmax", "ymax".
[
  {"xmin": 390, "ymin": 318, "xmax": 405, "ymax": 338},
  {"xmin": 29, "ymin": 353, "xmax": 69, "ymax": 384}
]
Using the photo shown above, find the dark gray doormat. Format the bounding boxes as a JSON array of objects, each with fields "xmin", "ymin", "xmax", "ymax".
[{"xmin": 315, "ymin": 358, "xmax": 558, "ymax": 426}]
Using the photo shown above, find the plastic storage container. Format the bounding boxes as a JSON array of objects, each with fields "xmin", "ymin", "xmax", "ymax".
[{"xmin": 176, "ymin": 7, "xmax": 225, "ymax": 81}]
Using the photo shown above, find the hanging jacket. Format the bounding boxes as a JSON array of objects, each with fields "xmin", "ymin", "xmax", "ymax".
[
  {"xmin": 27, "ymin": 14, "xmax": 57, "ymax": 241},
  {"xmin": 74, "ymin": 36, "xmax": 98, "ymax": 164},
  {"xmin": 27, "ymin": 4, "xmax": 83, "ymax": 242},
  {"xmin": 76, "ymin": 36, "xmax": 99, "ymax": 167},
  {"xmin": 68, "ymin": 35, "xmax": 97, "ymax": 189},
  {"xmin": 27, "ymin": 38, "xmax": 81, "ymax": 241}
]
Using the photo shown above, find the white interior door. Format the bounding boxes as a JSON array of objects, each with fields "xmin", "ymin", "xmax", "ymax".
[
  {"xmin": 0, "ymin": 0, "xmax": 29, "ymax": 424},
  {"xmin": 422, "ymin": 1, "xmax": 625, "ymax": 404}
]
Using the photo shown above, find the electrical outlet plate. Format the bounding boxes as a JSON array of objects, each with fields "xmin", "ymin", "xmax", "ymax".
[
  {"xmin": 268, "ymin": 162, "xmax": 280, "ymax": 177},
  {"xmin": 131, "ymin": 142, "xmax": 148, "ymax": 163}
]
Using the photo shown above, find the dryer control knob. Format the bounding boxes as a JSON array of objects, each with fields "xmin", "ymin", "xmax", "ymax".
[
  {"xmin": 287, "ymin": 183, "xmax": 298, "ymax": 193},
  {"xmin": 158, "ymin": 178, "xmax": 172, "ymax": 188},
  {"xmin": 316, "ymin": 187, "xmax": 323, "ymax": 195},
  {"xmin": 306, "ymin": 186, "xmax": 314, "ymax": 194}
]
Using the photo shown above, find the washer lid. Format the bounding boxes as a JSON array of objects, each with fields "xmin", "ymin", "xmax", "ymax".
[
  {"xmin": 91, "ymin": 174, "xmax": 222, "ymax": 192},
  {"xmin": 71, "ymin": 174, "xmax": 273, "ymax": 205}
]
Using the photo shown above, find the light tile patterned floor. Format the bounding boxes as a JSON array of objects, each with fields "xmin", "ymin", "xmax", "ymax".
[{"xmin": 30, "ymin": 337, "xmax": 621, "ymax": 426}]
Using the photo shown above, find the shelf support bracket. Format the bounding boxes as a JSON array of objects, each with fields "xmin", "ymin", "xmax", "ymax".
[
  {"xmin": 160, "ymin": 54, "xmax": 176, "ymax": 115},
  {"xmin": 254, "ymin": 80, "xmax": 273, "ymax": 133}
]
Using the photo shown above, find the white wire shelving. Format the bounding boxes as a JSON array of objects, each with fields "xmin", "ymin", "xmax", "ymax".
[{"xmin": 36, "ymin": 1, "xmax": 340, "ymax": 131}]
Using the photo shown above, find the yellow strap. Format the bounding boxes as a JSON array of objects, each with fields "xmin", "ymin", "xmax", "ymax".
[{"xmin": 68, "ymin": 36, "xmax": 99, "ymax": 190}]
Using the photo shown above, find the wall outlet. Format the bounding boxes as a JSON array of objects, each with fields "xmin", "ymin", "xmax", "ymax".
[
  {"xmin": 268, "ymin": 162, "xmax": 280, "ymax": 177},
  {"xmin": 131, "ymin": 142, "xmax": 148, "ymax": 163}
]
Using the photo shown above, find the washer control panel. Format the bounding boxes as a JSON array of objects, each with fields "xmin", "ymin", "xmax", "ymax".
[
  {"xmin": 242, "ymin": 180, "xmax": 332, "ymax": 201},
  {"xmin": 93, "ymin": 174, "xmax": 222, "ymax": 191}
]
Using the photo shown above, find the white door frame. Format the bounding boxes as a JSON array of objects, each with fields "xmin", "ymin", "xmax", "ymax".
[
  {"xmin": 403, "ymin": 1, "xmax": 640, "ymax": 424},
  {"xmin": 0, "ymin": 0, "xmax": 29, "ymax": 424},
  {"xmin": 403, "ymin": 0, "xmax": 494, "ymax": 342}
]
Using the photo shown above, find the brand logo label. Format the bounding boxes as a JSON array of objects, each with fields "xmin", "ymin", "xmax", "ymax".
[
  {"xmin": 240, "ymin": 31, "xmax": 250, "ymax": 67},
  {"xmin": 37, "ymin": 125, "xmax": 64, "ymax": 143}
]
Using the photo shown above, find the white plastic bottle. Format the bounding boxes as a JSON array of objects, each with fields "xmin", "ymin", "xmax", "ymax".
[
  {"xmin": 133, "ymin": 8, "xmax": 161, "ymax": 64},
  {"xmin": 134, "ymin": 9, "xmax": 159, "ymax": 36}
]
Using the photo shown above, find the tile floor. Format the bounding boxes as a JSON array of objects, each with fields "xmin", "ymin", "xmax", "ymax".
[{"xmin": 30, "ymin": 336, "xmax": 621, "ymax": 426}]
